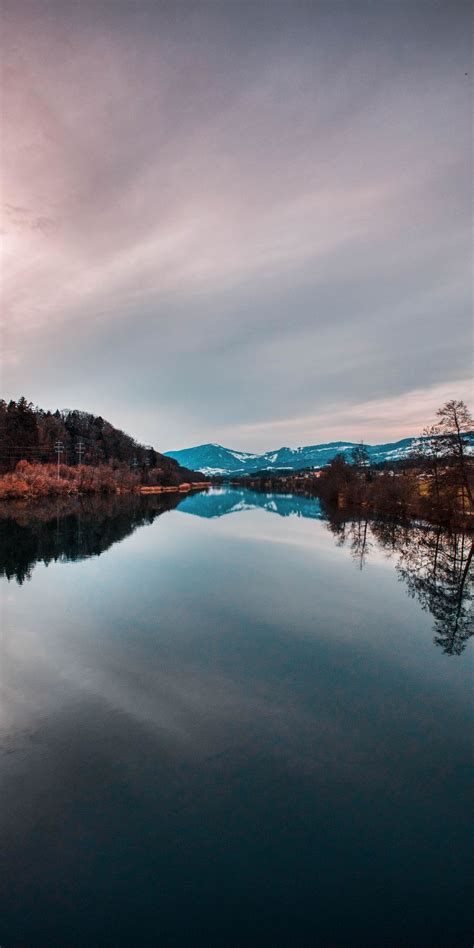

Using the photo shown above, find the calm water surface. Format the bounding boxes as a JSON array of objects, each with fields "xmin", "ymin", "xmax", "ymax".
[{"xmin": 1, "ymin": 489, "xmax": 472, "ymax": 947}]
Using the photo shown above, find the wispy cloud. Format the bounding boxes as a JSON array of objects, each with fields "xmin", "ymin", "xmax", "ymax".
[
  {"xmin": 224, "ymin": 379, "xmax": 474, "ymax": 448},
  {"xmin": 1, "ymin": 0, "xmax": 471, "ymax": 449}
]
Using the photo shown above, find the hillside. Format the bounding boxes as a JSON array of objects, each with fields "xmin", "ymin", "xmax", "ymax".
[{"xmin": 0, "ymin": 398, "xmax": 202, "ymax": 485}]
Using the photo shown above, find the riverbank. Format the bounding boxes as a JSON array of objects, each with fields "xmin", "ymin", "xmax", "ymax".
[
  {"xmin": 139, "ymin": 482, "xmax": 210, "ymax": 494},
  {"xmin": 225, "ymin": 471, "xmax": 474, "ymax": 530},
  {"xmin": 0, "ymin": 461, "xmax": 210, "ymax": 501}
]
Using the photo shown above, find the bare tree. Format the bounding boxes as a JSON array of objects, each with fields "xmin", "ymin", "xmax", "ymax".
[
  {"xmin": 435, "ymin": 400, "xmax": 473, "ymax": 510},
  {"xmin": 412, "ymin": 424, "xmax": 444, "ymax": 511},
  {"xmin": 351, "ymin": 442, "xmax": 370, "ymax": 472}
]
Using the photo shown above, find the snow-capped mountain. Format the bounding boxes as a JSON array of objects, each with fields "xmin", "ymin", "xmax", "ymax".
[
  {"xmin": 164, "ymin": 443, "xmax": 262, "ymax": 475},
  {"xmin": 166, "ymin": 435, "xmax": 474, "ymax": 476}
]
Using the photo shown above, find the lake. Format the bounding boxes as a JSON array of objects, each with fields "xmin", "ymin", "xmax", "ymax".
[{"xmin": 1, "ymin": 488, "xmax": 472, "ymax": 947}]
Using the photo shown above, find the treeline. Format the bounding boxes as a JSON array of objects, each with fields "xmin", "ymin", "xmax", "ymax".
[
  {"xmin": 0, "ymin": 398, "xmax": 202, "ymax": 497},
  {"xmin": 234, "ymin": 400, "xmax": 474, "ymax": 528},
  {"xmin": 318, "ymin": 400, "xmax": 472, "ymax": 525}
]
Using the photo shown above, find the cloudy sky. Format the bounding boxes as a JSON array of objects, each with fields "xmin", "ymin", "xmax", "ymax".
[{"xmin": 1, "ymin": 0, "xmax": 472, "ymax": 451}]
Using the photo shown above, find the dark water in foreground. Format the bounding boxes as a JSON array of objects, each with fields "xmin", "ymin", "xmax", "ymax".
[{"xmin": 1, "ymin": 489, "xmax": 472, "ymax": 947}]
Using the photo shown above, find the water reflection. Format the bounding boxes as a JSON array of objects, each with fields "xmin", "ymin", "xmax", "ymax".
[
  {"xmin": 1, "ymin": 489, "xmax": 472, "ymax": 654},
  {"xmin": 1, "ymin": 489, "xmax": 473, "ymax": 946},
  {"xmin": 325, "ymin": 512, "xmax": 473, "ymax": 655},
  {"xmin": 0, "ymin": 492, "xmax": 183, "ymax": 584},
  {"xmin": 176, "ymin": 486, "xmax": 325, "ymax": 520},
  {"xmin": 395, "ymin": 526, "xmax": 473, "ymax": 656}
]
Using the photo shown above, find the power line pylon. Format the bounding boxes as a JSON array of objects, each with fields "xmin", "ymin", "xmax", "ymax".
[
  {"xmin": 54, "ymin": 440, "xmax": 64, "ymax": 480},
  {"xmin": 75, "ymin": 441, "xmax": 85, "ymax": 464}
]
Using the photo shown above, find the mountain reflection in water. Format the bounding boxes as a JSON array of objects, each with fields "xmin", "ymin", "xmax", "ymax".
[{"xmin": 1, "ymin": 488, "xmax": 472, "ymax": 655}]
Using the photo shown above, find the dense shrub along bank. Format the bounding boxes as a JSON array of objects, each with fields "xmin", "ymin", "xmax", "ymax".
[{"xmin": 0, "ymin": 461, "xmax": 141, "ymax": 499}]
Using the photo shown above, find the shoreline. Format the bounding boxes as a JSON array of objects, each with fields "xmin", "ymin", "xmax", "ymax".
[
  {"xmin": 138, "ymin": 482, "xmax": 211, "ymax": 494},
  {"xmin": 0, "ymin": 481, "xmax": 211, "ymax": 501},
  {"xmin": 222, "ymin": 479, "xmax": 474, "ymax": 531},
  {"xmin": 0, "ymin": 463, "xmax": 212, "ymax": 501}
]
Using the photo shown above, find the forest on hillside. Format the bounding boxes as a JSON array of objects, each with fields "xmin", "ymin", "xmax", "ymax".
[
  {"xmin": 0, "ymin": 397, "xmax": 169, "ymax": 469},
  {"xmin": 0, "ymin": 398, "xmax": 203, "ymax": 497}
]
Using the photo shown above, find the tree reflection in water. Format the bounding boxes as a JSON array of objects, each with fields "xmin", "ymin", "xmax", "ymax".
[
  {"xmin": 394, "ymin": 525, "xmax": 473, "ymax": 656},
  {"xmin": 0, "ymin": 492, "xmax": 183, "ymax": 585},
  {"xmin": 326, "ymin": 511, "xmax": 473, "ymax": 656}
]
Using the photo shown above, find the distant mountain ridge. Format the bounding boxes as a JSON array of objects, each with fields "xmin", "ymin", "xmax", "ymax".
[{"xmin": 166, "ymin": 434, "xmax": 474, "ymax": 476}]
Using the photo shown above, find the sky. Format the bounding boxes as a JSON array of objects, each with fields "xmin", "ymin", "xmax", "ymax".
[{"xmin": 1, "ymin": 0, "xmax": 472, "ymax": 452}]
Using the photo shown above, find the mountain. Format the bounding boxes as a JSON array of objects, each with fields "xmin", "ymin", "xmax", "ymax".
[
  {"xmin": 166, "ymin": 435, "xmax": 474, "ymax": 477},
  {"xmin": 165, "ymin": 443, "xmax": 267, "ymax": 475}
]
